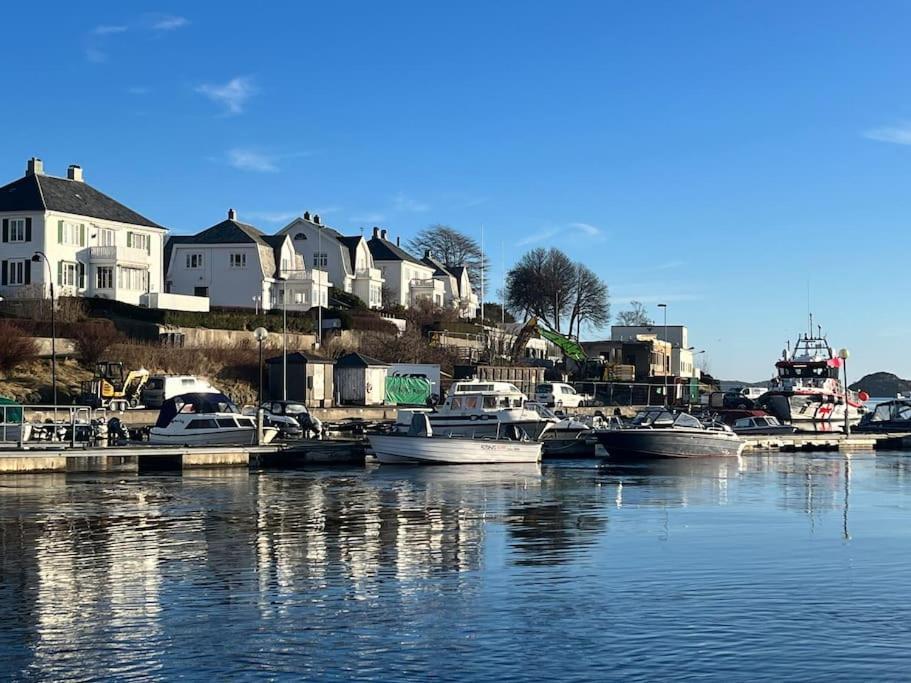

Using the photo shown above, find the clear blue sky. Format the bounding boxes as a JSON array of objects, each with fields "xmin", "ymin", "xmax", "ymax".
[{"xmin": 2, "ymin": 1, "xmax": 909, "ymax": 381}]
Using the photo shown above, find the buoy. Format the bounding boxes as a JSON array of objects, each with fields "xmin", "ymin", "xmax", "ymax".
[{"xmin": 858, "ymin": 391, "xmax": 870, "ymax": 402}]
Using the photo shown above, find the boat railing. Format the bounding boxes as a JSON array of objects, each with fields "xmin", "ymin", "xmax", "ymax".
[{"xmin": 1, "ymin": 404, "xmax": 107, "ymax": 448}]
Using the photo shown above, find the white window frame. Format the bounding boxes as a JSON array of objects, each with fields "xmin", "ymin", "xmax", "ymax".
[
  {"xmin": 131, "ymin": 232, "xmax": 150, "ymax": 252},
  {"xmin": 230, "ymin": 253, "xmax": 246, "ymax": 268},
  {"xmin": 7, "ymin": 259, "xmax": 27, "ymax": 285},
  {"xmin": 99, "ymin": 229, "xmax": 115, "ymax": 247},
  {"xmin": 60, "ymin": 261, "xmax": 79, "ymax": 287},
  {"xmin": 313, "ymin": 252, "xmax": 328, "ymax": 268},
  {"xmin": 186, "ymin": 253, "xmax": 204, "ymax": 269},
  {"xmin": 96, "ymin": 266, "xmax": 113, "ymax": 289},
  {"xmin": 9, "ymin": 218, "xmax": 26, "ymax": 242},
  {"xmin": 62, "ymin": 222, "xmax": 81, "ymax": 246}
]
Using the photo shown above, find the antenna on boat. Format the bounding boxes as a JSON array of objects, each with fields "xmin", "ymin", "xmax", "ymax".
[{"xmin": 808, "ymin": 312, "xmax": 814, "ymax": 339}]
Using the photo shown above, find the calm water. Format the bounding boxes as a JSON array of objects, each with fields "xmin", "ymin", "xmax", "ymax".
[{"xmin": 2, "ymin": 453, "xmax": 911, "ymax": 681}]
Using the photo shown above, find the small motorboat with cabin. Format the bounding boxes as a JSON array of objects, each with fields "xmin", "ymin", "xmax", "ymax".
[
  {"xmin": 396, "ymin": 380, "xmax": 557, "ymax": 439},
  {"xmin": 754, "ymin": 320, "xmax": 867, "ymax": 431},
  {"xmin": 370, "ymin": 413, "xmax": 543, "ymax": 465},
  {"xmin": 594, "ymin": 407, "xmax": 745, "ymax": 459},
  {"xmin": 853, "ymin": 399, "xmax": 911, "ymax": 434},
  {"xmin": 149, "ymin": 392, "xmax": 278, "ymax": 445},
  {"xmin": 731, "ymin": 415, "xmax": 798, "ymax": 436}
]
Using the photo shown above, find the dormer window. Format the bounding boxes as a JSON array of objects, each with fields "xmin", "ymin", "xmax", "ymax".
[{"xmin": 294, "ymin": 232, "xmax": 307, "ymax": 240}]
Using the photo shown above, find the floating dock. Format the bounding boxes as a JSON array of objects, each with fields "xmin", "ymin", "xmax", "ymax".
[{"xmin": 741, "ymin": 432, "xmax": 911, "ymax": 452}]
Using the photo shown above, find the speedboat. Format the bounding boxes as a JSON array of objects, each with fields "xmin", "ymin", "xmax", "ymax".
[
  {"xmin": 594, "ymin": 407, "xmax": 745, "ymax": 459},
  {"xmin": 540, "ymin": 411, "xmax": 623, "ymax": 457},
  {"xmin": 369, "ymin": 413, "xmax": 543, "ymax": 465},
  {"xmin": 731, "ymin": 415, "xmax": 798, "ymax": 436},
  {"xmin": 149, "ymin": 392, "xmax": 278, "ymax": 446},
  {"xmin": 396, "ymin": 380, "xmax": 556, "ymax": 439},
  {"xmin": 854, "ymin": 399, "xmax": 911, "ymax": 433},
  {"xmin": 754, "ymin": 321, "xmax": 867, "ymax": 431}
]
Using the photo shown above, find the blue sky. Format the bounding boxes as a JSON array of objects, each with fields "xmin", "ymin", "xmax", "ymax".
[{"xmin": 2, "ymin": 1, "xmax": 910, "ymax": 381}]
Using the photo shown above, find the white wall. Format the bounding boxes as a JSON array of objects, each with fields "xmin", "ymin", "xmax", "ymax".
[{"xmin": 167, "ymin": 243, "xmax": 267, "ymax": 309}]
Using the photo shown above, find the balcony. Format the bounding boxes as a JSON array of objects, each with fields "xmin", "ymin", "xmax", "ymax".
[
  {"xmin": 88, "ymin": 245, "xmax": 149, "ymax": 265},
  {"xmin": 354, "ymin": 267, "xmax": 383, "ymax": 282}
]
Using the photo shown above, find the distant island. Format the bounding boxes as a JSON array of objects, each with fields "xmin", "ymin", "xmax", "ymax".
[{"xmin": 850, "ymin": 372, "xmax": 911, "ymax": 398}]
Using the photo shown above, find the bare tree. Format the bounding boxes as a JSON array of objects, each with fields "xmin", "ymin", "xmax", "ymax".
[
  {"xmin": 407, "ymin": 225, "xmax": 489, "ymax": 289},
  {"xmin": 615, "ymin": 300, "xmax": 654, "ymax": 326},
  {"xmin": 567, "ymin": 264, "xmax": 610, "ymax": 338},
  {"xmin": 505, "ymin": 248, "xmax": 577, "ymax": 332}
]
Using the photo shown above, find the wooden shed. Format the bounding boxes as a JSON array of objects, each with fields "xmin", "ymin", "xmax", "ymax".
[
  {"xmin": 265, "ymin": 352, "xmax": 334, "ymax": 407},
  {"xmin": 335, "ymin": 352, "xmax": 389, "ymax": 406}
]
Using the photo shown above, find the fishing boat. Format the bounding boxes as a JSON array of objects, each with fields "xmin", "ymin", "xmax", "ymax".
[
  {"xmin": 396, "ymin": 380, "xmax": 556, "ymax": 439},
  {"xmin": 149, "ymin": 392, "xmax": 278, "ymax": 445},
  {"xmin": 754, "ymin": 320, "xmax": 867, "ymax": 431},
  {"xmin": 370, "ymin": 414, "xmax": 543, "ymax": 465},
  {"xmin": 594, "ymin": 407, "xmax": 745, "ymax": 459}
]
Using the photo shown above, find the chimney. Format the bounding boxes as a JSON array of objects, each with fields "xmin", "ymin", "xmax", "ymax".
[
  {"xmin": 314, "ymin": 214, "xmax": 321, "ymax": 225},
  {"xmin": 372, "ymin": 226, "xmax": 380, "ymax": 238},
  {"xmin": 380, "ymin": 229, "xmax": 387, "ymax": 240},
  {"xmin": 26, "ymin": 157, "xmax": 44, "ymax": 176},
  {"xmin": 303, "ymin": 211, "xmax": 311, "ymax": 221},
  {"xmin": 424, "ymin": 249, "xmax": 432, "ymax": 259},
  {"xmin": 228, "ymin": 208, "xmax": 237, "ymax": 220},
  {"xmin": 396, "ymin": 236, "xmax": 401, "ymax": 246},
  {"xmin": 67, "ymin": 164, "xmax": 83, "ymax": 182}
]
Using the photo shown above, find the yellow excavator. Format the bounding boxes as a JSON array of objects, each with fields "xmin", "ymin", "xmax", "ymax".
[{"xmin": 80, "ymin": 361, "xmax": 150, "ymax": 410}]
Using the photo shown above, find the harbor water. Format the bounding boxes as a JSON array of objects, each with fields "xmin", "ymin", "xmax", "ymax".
[{"xmin": 2, "ymin": 452, "xmax": 911, "ymax": 681}]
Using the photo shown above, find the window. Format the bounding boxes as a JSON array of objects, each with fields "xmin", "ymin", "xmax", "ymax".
[
  {"xmin": 186, "ymin": 253, "xmax": 204, "ymax": 269},
  {"xmin": 96, "ymin": 266, "xmax": 113, "ymax": 289},
  {"xmin": 8, "ymin": 218, "xmax": 26, "ymax": 242},
  {"xmin": 194, "ymin": 286, "xmax": 208, "ymax": 297},
  {"xmin": 117, "ymin": 266, "xmax": 148, "ymax": 290},
  {"xmin": 128, "ymin": 232, "xmax": 150, "ymax": 253},
  {"xmin": 6, "ymin": 259, "xmax": 27, "ymax": 285},
  {"xmin": 294, "ymin": 232, "xmax": 307, "ymax": 241},
  {"xmin": 230, "ymin": 253, "xmax": 246, "ymax": 268},
  {"xmin": 59, "ymin": 221, "xmax": 83, "ymax": 246},
  {"xmin": 281, "ymin": 258, "xmax": 289, "ymax": 272},
  {"xmin": 216, "ymin": 418, "xmax": 238, "ymax": 428},
  {"xmin": 187, "ymin": 418, "xmax": 218, "ymax": 429},
  {"xmin": 313, "ymin": 252, "xmax": 328, "ymax": 268},
  {"xmin": 98, "ymin": 229, "xmax": 115, "ymax": 246},
  {"xmin": 59, "ymin": 261, "xmax": 79, "ymax": 287}
]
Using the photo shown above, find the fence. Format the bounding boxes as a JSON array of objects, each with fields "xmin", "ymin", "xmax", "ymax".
[{"xmin": 572, "ymin": 381, "xmax": 698, "ymax": 407}]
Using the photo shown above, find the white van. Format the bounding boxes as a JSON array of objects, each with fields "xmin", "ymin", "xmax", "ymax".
[{"xmin": 141, "ymin": 375, "xmax": 218, "ymax": 408}]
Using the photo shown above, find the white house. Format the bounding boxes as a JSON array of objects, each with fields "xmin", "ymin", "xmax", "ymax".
[
  {"xmin": 165, "ymin": 209, "xmax": 331, "ymax": 311},
  {"xmin": 276, "ymin": 212, "xmax": 384, "ymax": 308},
  {"xmin": 0, "ymin": 157, "xmax": 166, "ymax": 305},
  {"xmin": 366, "ymin": 228, "xmax": 441, "ymax": 308},
  {"xmin": 420, "ymin": 250, "xmax": 478, "ymax": 318}
]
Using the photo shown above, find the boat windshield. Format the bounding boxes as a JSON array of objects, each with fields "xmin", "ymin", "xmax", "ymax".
[
  {"xmin": 672, "ymin": 413, "xmax": 703, "ymax": 429},
  {"xmin": 631, "ymin": 409, "xmax": 675, "ymax": 427},
  {"xmin": 870, "ymin": 400, "xmax": 911, "ymax": 422},
  {"xmin": 524, "ymin": 401, "xmax": 557, "ymax": 419},
  {"xmin": 777, "ymin": 363, "xmax": 838, "ymax": 380}
]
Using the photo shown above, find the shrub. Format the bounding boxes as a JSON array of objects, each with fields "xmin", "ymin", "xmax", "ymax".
[
  {"xmin": 0, "ymin": 321, "xmax": 39, "ymax": 376},
  {"xmin": 329, "ymin": 287, "xmax": 367, "ymax": 310},
  {"xmin": 71, "ymin": 321, "xmax": 124, "ymax": 366},
  {"xmin": 349, "ymin": 313, "xmax": 399, "ymax": 335}
]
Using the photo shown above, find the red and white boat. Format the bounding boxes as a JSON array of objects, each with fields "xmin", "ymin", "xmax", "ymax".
[{"xmin": 756, "ymin": 323, "xmax": 867, "ymax": 431}]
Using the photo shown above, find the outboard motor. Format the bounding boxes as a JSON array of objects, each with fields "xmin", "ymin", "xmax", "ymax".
[{"xmin": 107, "ymin": 417, "xmax": 129, "ymax": 445}]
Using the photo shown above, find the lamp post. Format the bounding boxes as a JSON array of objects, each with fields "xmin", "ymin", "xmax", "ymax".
[
  {"xmin": 281, "ymin": 279, "xmax": 288, "ymax": 401},
  {"xmin": 254, "ymin": 327, "xmax": 269, "ymax": 406},
  {"xmin": 252, "ymin": 295, "xmax": 260, "ymax": 315},
  {"xmin": 839, "ymin": 347, "xmax": 850, "ymax": 437},
  {"xmin": 658, "ymin": 303, "xmax": 668, "ymax": 407},
  {"xmin": 317, "ymin": 223, "xmax": 323, "ymax": 349},
  {"xmin": 32, "ymin": 252, "xmax": 56, "ymax": 406}
]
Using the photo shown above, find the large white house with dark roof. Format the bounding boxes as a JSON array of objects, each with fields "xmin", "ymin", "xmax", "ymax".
[
  {"xmin": 0, "ymin": 157, "xmax": 167, "ymax": 305},
  {"xmin": 366, "ymin": 227, "xmax": 441, "ymax": 308},
  {"xmin": 276, "ymin": 212, "xmax": 384, "ymax": 308},
  {"xmin": 420, "ymin": 250, "xmax": 479, "ymax": 318},
  {"xmin": 165, "ymin": 209, "xmax": 330, "ymax": 311}
]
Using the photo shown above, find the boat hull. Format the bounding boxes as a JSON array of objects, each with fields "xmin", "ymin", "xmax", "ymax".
[
  {"xmin": 397, "ymin": 416, "xmax": 553, "ymax": 440},
  {"xmin": 368, "ymin": 434, "xmax": 543, "ymax": 464},
  {"xmin": 595, "ymin": 429, "xmax": 744, "ymax": 459},
  {"xmin": 759, "ymin": 392, "xmax": 864, "ymax": 431},
  {"xmin": 149, "ymin": 426, "xmax": 278, "ymax": 446}
]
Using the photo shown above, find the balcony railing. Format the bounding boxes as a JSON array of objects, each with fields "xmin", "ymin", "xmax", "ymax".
[
  {"xmin": 410, "ymin": 278, "xmax": 443, "ymax": 290},
  {"xmin": 355, "ymin": 267, "xmax": 383, "ymax": 281},
  {"xmin": 88, "ymin": 245, "xmax": 149, "ymax": 263}
]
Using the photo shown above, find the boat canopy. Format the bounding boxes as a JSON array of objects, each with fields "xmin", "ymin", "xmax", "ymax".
[
  {"xmin": 867, "ymin": 399, "xmax": 911, "ymax": 423},
  {"xmin": 631, "ymin": 408, "xmax": 703, "ymax": 429},
  {"xmin": 155, "ymin": 392, "xmax": 239, "ymax": 428}
]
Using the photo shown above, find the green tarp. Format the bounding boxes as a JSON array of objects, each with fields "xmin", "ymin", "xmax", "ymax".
[
  {"xmin": 385, "ymin": 376, "xmax": 432, "ymax": 406},
  {"xmin": 0, "ymin": 397, "xmax": 23, "ymax": 423}
]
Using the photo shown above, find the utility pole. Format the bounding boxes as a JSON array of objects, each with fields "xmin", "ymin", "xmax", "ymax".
[{"xmin": 658, "ymin": 303, "xmax": 668, "ymax": 407}]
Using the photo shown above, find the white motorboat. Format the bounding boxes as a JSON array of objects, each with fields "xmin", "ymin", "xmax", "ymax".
[
  {"xmin": 370, "ymin": 414, "xmax": 543, "ymax": 465},
  {"xmin": 396, "ymin": 380, "xmax": 557, "ymax": 439},
  {"xmin": 149, "ymin": 392, "xmax": 278, "ymax": 446}
]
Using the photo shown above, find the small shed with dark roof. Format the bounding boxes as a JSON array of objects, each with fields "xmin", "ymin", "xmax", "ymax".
[
  {"xmin": 265, "ymin": 351, "xmax": 334, "ymax": 406},
  {"xmin": 334, "ymin": 352, "xmax": 390, "ymax": 405}
]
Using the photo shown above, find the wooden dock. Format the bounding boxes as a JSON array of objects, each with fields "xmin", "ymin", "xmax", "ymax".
[{"xmin": 741, "ymin": 432, "xmax": 911, "ymax": 452}]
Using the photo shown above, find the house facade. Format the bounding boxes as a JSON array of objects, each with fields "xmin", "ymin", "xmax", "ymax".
[
  {"xmin": 165, "ymin": 209, "xmax": 330, "ymax": 311},
  {"xmin": 367, "ymin": 228, "xmax": 441, "ymax": 308},
  {"xmin": 420, "ymin": 250, "xmax": 478, "ymax": 318},
  {"xmin": 0, "ymin": 158, "xmax": 166, "ymax": 305},
  {"xmin": 277, "ymin": 212, "xmax": 383, "ymax": 308},
  {"xmin": 611, "ymin": 325, "xmax": 696, "ymax": 378}
]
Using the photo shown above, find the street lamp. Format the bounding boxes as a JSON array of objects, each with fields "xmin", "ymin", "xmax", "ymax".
[
  {"xmin": 839, "ymin": 347, "xmax": 850, "ymax": 437},
  {"xmin": 254, "ymin": 326, "xmax": 269, "ymax": 405},
  {"xmin": 32, "ymin": 251, "xmax": 56, "ymax": 406},
  {"xmin": 252, "ymin": 295, "xmax": 261, "ymax": 315},
  {"xmin": 281, "ymin": 279, "xmax": 288, "ymax": 401},
  {"xmin": 657, "ymin": 303, "xmax": 668, "ymax": 407}
]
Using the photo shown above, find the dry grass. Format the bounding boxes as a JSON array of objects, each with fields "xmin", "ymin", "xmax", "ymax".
[{"xmin": 0, "ymin": 321, "xmax": 40, "ymax": 377}]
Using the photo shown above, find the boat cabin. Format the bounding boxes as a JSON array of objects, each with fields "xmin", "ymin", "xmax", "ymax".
[
  {"xmin": 443, "ymin": 381, "xmax": 527, "ymax": 413},
  {"xmin": 867, "ymin": 399, "xmax": 911, "ymax": 424}
]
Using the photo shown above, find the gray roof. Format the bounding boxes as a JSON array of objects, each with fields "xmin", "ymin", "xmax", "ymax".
[
  {"xmin": 420, "ymin": 253, "xmax": 455, "ymax": 278},
  {"xmin": 367, "ymin": 235, "xmax": 426, "ymax": 265},
  {"xmin": 335, "ymin": 352, "xmax": 390, "ymax": 368},
  {"xmin": 0, "ymin": 173, "xmax": 164, "ymax": 229},
  {"xmin": 165, "ymin": 217, "xmax": 289, "ymax": 278}
]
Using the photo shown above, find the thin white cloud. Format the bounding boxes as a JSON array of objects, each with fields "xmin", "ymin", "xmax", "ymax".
[
  {"xmin": 351, "ymin": 212, "xmax": 386, "ymax": 224},
  {"xmin": 245, "ymin": 210, "xmax": 306, "ymax": 223},
  {"xmin": 196, "ymin": 77, "xmax": 256, "ymax": 114},
  {"xmin": 392, "ymin": 193, "xmax": 429, "ymax": 213},
  {"xmin": 516, "ymin": 228, "xmax": 559, "ymax": 246},
  {"xmin": 85, "ymin": 46, "xmax": 107, "ymax": 63},
  {"xmin": 569, "ymin": 222, "xmax": 601, "ymax": 237},
  {"xmin": 126, "ymin": 86, "xmax": 150, "ymax": 95},
  {"xmin": 92, "ymin": 24, "xmax": 128, "ymax": 35},
  {"xmin": 863, "ymin": 122, "xmax": 911, "ymax": 145},
  {"xmin": 150, "ymin": 15, "xmax": 189, "ymax": 30},
  {"xmin": 516, "ymin": 222, "xmax": 604, "ymax": 247},
  {"xmin": 226, "ymin": 148, "xmax": 278, "ymax": 172}
]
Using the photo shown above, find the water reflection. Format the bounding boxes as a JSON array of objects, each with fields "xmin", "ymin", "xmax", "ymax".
[{"xmin": 2, "ymin": 455, "xmax": 911, "ymax": 679}]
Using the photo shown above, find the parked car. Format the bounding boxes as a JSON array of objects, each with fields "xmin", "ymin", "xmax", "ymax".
[
  {"xmin": 533, "ymin": 383, "xmax": 593, "ymax": 409},
  {"xmin": 141, "ymin": 375, "xmax": 218, "ymax": 408}
]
